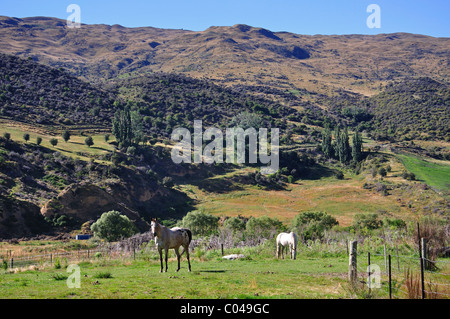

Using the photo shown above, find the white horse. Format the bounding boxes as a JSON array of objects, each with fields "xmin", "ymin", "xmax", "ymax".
[
  {"xmin": 150, "ymin": 218, "xmax": 192, "ymax": 272},
  {"xmin": 276, "ymin": 232, "xmax": 297, "ymax": 260}
]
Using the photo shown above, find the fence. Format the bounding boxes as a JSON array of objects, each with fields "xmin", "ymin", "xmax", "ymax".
[{"xmin": 349, "ymin": 240, "xmax": 450, "ymax": 299}]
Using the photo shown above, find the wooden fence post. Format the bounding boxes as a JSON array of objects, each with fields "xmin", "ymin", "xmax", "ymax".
[
  {"xmin": 417, "ymin": 223, "xmax": 425, "ymax": 299},
  {"xmin": 384, "ymin": 244, "xmax": 387, "ymax": 275},
  {"xmin": 221, "ymin": 243, "xmax": 224, "ymax": 256},
  {"xmin": 421, "ymin": 238, "xmax": 431, "ymax": 270},
  {"xmin": 348, "ymin": 241, "xmax": 357, "ymax": 285}
]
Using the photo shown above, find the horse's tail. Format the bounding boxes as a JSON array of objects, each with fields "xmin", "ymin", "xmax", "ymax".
[
  {"xmin": 180, "ymin": 229, "xmax": 192, "ymax": 256},
  {"xmin": 291, "ymin": 232, "xmax": 298, "ymax": 259},
  {"xmin": 186, "ymin": 229, "xmax": 192, "ymax": 244}
]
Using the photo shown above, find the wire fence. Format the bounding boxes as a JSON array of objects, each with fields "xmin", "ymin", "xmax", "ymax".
[{"xmin": 354, "ymin": 248, "xmax": 450, "ymax": 299}]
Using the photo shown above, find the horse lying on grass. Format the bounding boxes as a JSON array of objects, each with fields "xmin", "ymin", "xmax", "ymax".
[
  {"xmin": 150, "ymin": 218, "xmax": 192, "ymax": 272},
  {"xmin": 276, "ymin": 232, "xmax": 297, "ymax": 260}
]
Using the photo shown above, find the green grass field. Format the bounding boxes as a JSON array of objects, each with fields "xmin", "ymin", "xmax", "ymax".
[
  {"xmin": 396, "ymin": 153, "xmax": 450, "ymax": 195},
  {"xmin": 0, "ymin": 247, "xmax": 354, "ymax": 299},
  {"xmin": 0, "ymin": 120, "xmax": 115, "ymax": 163}
]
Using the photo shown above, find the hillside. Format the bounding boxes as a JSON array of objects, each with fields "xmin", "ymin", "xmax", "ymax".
[
  {"xmin": 1, "ymin": 16, "xmax": 449, "ymax": 97},
  {"xmin": 0, "ymin": 16, "xmax": 448, "ymax": 239}
]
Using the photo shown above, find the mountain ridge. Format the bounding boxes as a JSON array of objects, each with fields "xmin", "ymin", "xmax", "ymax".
[{"xmin": 1, "ymin": 16, "xmax": 448, "ymax": 97}]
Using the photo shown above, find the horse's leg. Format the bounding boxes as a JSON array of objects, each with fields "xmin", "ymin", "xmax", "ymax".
[
  {"xmin": 175, "ymin": 247, "xmax": 181, "ymax": 272},
  {"xmin": 164, "ymin": 247, "xmax": 169, "ymax": 272},
  {"xmin": 158, "ymin": 248, "xmax": 163, "ymax": 273},
  {"xmin": 185, "ymin": 245, "xmax": 191, "ymax": 272}
]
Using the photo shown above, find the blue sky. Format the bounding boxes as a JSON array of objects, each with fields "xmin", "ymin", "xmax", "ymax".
[{"xmin": 1, "ymin": 0, "xmax": 449, "ymax": 37}]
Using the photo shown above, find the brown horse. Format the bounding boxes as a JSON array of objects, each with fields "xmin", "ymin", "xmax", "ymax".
[{"xmin": 150, "ymin": 218, "xmax": 192, "ymax": 272}]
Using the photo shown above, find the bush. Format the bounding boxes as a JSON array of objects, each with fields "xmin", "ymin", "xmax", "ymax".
[
  {"xmin": 223, "ymin": 216, "xmax": 246, "ymax": 233},
  {"xmin": 49, "ymin": 138, "xmax": 58, "ymax": 147},
  {"xmin": 23, "ymin": 133, "xmax": 30, "ymax": 142},
  {"xmin": 178, "ymin": 211, "xmax": 218, "ymax": 236},
  {"xmin": 90, "ymin": 210, "xmax": 137, "ymax": 242},
  {"xmin": 162, "ymin": 176, "xmax": 174, "ymax": 188},
  {"xmin": 353, "ymin": 213, "xmax": 382, "ymax": 231},
  {"xmin": 85, "ymin": 136, "xmax": 94, "ymax": 147},
  {"xmin": 383, "ymin": 217, "xmax": 406, "ymax": 229},
  {"xmin": 335, "ymin": 171, "xmax": 344, "ymax": 180},
  {"xmin": 291, "ymin": 211, "xmax": 338, "ymax": 240},
  {"xmin": 246, "ymin": 216, "xmax": 285, "ymax": 239}
]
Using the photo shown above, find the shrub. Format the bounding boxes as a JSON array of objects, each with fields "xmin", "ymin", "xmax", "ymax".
[
  {"xmin": 291, "ymin": 211, "xmax": 338, "ymax": 240},
  {"xmin": 62, "ymin": 130, "xmax": 71, "ymax": 143},
  {"xmin": 178, "ymin": 211, "xmax": 218, "ymax": 236},
  {"xmin": 94, "ymin": 271, "xmax": 113, "ymax": 279},
  {"xmin": 85, "ymin": 136, "xmax": 94, "ymax": 147},
  {"xmin": 246, "ymin": 215, "xmax": 285, "ymax": 239},
  {"xmin": 23, "ymin": 133, "xmax": 30, "ymax": 142},
  {"xmin": 383, "ymin": 217, "xmax": 406, "ymax": 229},
  {"xmin": 49, "ymin": 138, "xmax": 58, "ymax": 147},
  {"xmin": 353, "ymin": 213, "xmax": 382, "ymax": 231},
  {"xmin": 91, "ymin": 210, "xmax": 137, "ymax": 242},
  {"xmin": 162, "ymin": 176, "xmax": 174, "ymax": 188},
  {"xmin": 223, "ymin": 216, "xmax": 246, "ymax": 233},
  {"xmin": 3, "ymin": 132, "xmax": 10, "ymax": 140},
  {"xmin": 36, "ymin": 136, "xmax": 42, "ymax": 145}
]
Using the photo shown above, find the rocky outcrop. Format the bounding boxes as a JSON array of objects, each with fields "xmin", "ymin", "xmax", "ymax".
[
  {"xmin": 40, "ymin": 183, "xmax": 150, "ymax": 232},
  {"xmin": 0, "ymin": 192, "xmax": 50, "ymax": 239}
]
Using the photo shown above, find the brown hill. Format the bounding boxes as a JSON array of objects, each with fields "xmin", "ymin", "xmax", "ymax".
[{"xmin": 1, "ymin": 16, "xmax": 449, "ymax": 97}]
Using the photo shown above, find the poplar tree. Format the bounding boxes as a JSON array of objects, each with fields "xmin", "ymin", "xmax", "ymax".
[
  {"xmin": 321, "ymin": 124, "xmax": 333, "ymax": 159},
  {"xmin": 352, "ymin": 130, "xmax": 363, "ymax": 163}
]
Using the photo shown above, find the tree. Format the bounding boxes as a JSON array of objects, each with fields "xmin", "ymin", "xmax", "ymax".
[
  {"xmin": 85, "ymin": 136, "xmax": 94, "ymax": 147},
  {"xmin": 178, "ymin": 211, "xmax": 218, "ymax": 236},
  {"xmin": 223, "ymin": 216, "xmax": 246, "ymax": 233},
  {"xmin": 334, "ymin": 126, "xmax": 351, "ymax": 164},
  {"xmin": 112, "ymin": 107, "xmax": 133, "ymax": 148},
  {"xmin": 104, "ymin": 134, "xmax": 110, "ymax": 143},
  {"xmin": 353, "ymin": 213, "xmax": 382, "ymax": 231},
  {"xmin": 130, "ymin": 110, "xmax": 144, "ymax": 145},
  {"xmin": 291, "ymin": 211, "xmax": 338, "ymax": 240},
  {"xmin": 351, "ymin": 130, "xmax": 363, "ymax": 162},
  {"xmin": 36, "ymin": 136, "xmax": 42, "ymax": 145},
  {"xmin": 90, "ymin": 210, "xmax": 137, "ymax": 242},
  {"xmin": 3, "ymin": 132, "xmax": 10, "ymax": 140},
  {"xmin": 246, "ymin": 216, "xmax": 285, "ymax": 239},
  {"xmin": 50, "ymin": 138, "xmax": 58, "ymax": 147},
  {"xmin": 321, "ymin": 124, "xmax": 333, "ymax": 159},
  {"xmin": 23, "ymin": 133, "xmax": 30, "ymax": 143},
  {"xmin": 62, "ymin": 130, "xmax": 71, "ymax": 143}
]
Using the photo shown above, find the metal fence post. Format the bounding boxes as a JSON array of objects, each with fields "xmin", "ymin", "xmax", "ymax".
[
  {"xmin": 368, "ymin": 252, "xmax": 371, "ymax": 294},
  {"xmin": 388, "ymin": 255, "xmax": 392, "ymax": 299}
]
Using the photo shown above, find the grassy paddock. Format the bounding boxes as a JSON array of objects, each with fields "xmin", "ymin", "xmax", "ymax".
[
  {"xmin": 0, "ymin": 248, "xmax": 350, "ymax": 299},
  {"xmin": 396, "ymin": 153, "xmax": 450, "ymax": 195}
]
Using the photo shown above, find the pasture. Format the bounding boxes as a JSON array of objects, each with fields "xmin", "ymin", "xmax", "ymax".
[
  {"xmin": 396, "ymin": 153, "xmax": 450, "ymax": 196},
  {"xmin": 0, "ymin": 245, "xmax": 350, "ymax": 299}
]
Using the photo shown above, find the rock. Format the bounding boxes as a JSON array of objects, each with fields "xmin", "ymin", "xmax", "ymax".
[{"xmin": 222, "ymin": 254, "xmax": 246, "ymax": 260}]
